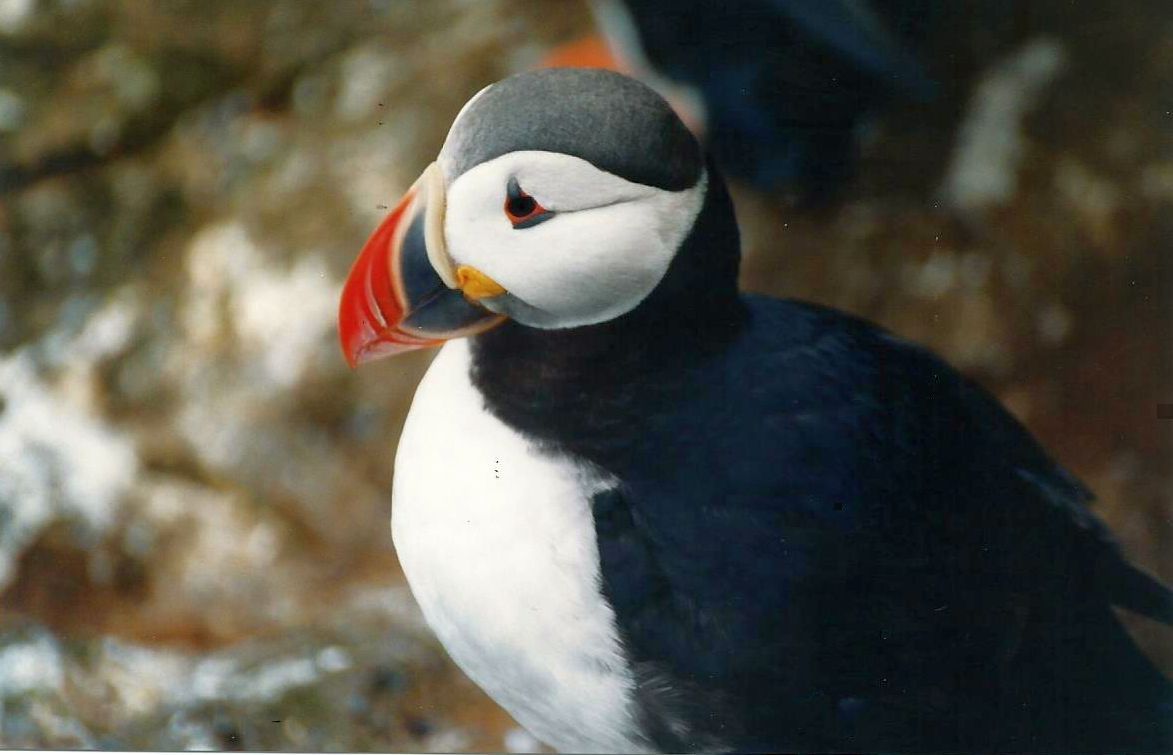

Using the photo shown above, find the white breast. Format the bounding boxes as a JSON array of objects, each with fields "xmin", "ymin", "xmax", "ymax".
[{"xmin": 391, "ymin": 340, "xmax": 650, "ymax": 753}]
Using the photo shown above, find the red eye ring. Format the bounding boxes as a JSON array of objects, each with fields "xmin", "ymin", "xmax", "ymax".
[{"xmin": 504, "ymin": 180, "xmax": 552, "ymax": 229}]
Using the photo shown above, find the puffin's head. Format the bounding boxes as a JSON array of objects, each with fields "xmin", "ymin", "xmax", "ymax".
[{"xmin": 338, "ymin": 68, "xmax": 711, "ymax": 367}]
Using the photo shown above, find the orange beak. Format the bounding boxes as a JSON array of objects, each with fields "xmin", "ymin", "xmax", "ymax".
[{"xmin": 337, "ymin": 164, "xmax": 503, "ymax": 368}]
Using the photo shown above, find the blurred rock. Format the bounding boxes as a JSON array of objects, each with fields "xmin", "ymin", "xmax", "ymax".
[
  {"xmin": 0, "ymin": 349, "xmax": 138, "ymax": 588},
  {"xmin": 0, "ymin": 613, "xmax": 495, "ymax": 751},
  {"xmin": 941, "ymin": 37, "xmax": 1067, "ymax": 211},
  {"xmin": 0, "ymin": 1, "xmax": 590, "ymax": 749},
  {"xmin": 0, "ymin": 0, "xmax": 34, "ymax": 35}
]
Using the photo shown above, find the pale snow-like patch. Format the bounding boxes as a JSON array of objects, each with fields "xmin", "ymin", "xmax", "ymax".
[
  {"xmin": 182, "ymin": 221, "xmax": 338, "ymax": 388},
  {"xmin": 1054, "ymin": 158, "xmax": 1121, "ymax": 240},
  {"xmin": 267, "ymin": 146, "xmax": 320, "ymax": 198},
  {"xmin": 315, "ymin": 646, "xmax": 351, "ymax": 673},
  {"xmin": 0, "ymin": 351, "xmax": 138, "ymax": 588},
  {"xmin": 184, "ymin": 222, "xmax": 262, "ymax": 345},
  {"xmin": 504, "ymin": 726, "xmax": 545, "ymax": 753},
  {"xmin": 163, "ymin": 712, "xmax": 219, "ymax": 751},
  {"xmin": 1037, "ymin": 301, "xmax": 1073, "ymax": 345},
  {"xmin": 329, "ymin": 128, "xmax": 412, "ymax": 226},
  {"xmin": 176, "ymin": 222, "xmax": 343, "ymax": 493},
  {"xmin": 90, "ymin": 44, "xmax": 161, "ymax": 111},
  {"xmin": 35, "ymin": 290, "xmax": 141, "ymax": 414},
  {"xmin": 31, "ymin": 632, "xmax": 355, "ymax": 730},
  {"xmin": 188, "ymin": 655, "xmax": 238, "ymax": 700},
  {"xmin": 177, "ymin": 273, "xmax": 255, "ymax": 468},
  {"xmin": 334, "ymin": 45, "xmax": 406, "ymax": 123},
  {"xmin": 92, "ymin": 638, "xmax": 189, "ymax": 717},
  {"xmin": 0, "ymin": 87, "xmax": 25, "ymax": 131},
  {"xmin": 426, "ymin": 728, "xmax": 473, "ymax": 753},
  {"xmin": 0, "ymin": 630, "xmax": 96, "ymax": 747},
  {"xmin": 906, "ymin": 251, "xmax": 994, "ymax": 300},
  {"xmin": 187, "ymin": 654, "xmax": 323, "ymax": 703},
  {"xmin": 0, "ymin": 0, "xmax": 34, "ymax": 33},
  {"xmin": 1140, "ymin": 162, "xmax": 1173, "ymax": 201},
  {"xmin": 238, "ymin": 119, "xmax": 283, "ymax": 164},
  {"xmin": 231, "ymin": 255, "xmax": 337, "ymax": 389},
  {"xmin": 186, "ymin": 648, "xmax": 326, "ymax": 704},
  {"xmin": 344, "ymin": 584, "xmax": 429, "ymax": 632},
  {"xmin": 905, "ymin": 252, "xmax": 958, "ymax": 300},
  {"xmin": 231, "ymin": 657, "xmax": 320, "ymax": 702},
  {"xmin": 174, "ymin": 391, "xmax": 250, "ymax": 492},
  {"xmin": 0, "ymin": 633, "xmax": 65, "ymax": 696},
  {"xmin": 182, "ymin": 506, "xmax": 279, "ymax": 599},
  {"xmin": 941, "ymin": 38, "xmax": 1067, "ymax": 210},
  {"xmin": 134, "ymin": 478, "xmax": 279, "ymax": 603},
  {"xmin": 1055, "ymin": 159, "xmax": 1119, "ymax": 216},
  {"xmin": 39, "ymin": 288, "xmax": 139, "ymax": 369}
]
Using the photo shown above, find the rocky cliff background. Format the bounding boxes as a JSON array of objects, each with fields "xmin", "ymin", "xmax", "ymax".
[{"xmin": 0, "ymin": 0, "xmax": 1169, "ymax": 750}]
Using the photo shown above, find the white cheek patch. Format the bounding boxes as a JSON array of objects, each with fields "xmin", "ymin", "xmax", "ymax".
[
  {"xmin": 442, "ymin": 151, "xmax": 707, "ymax": 329},
  {"xmin": 512, "ymin": 156, "xmax": 659, "ymax": 212}
]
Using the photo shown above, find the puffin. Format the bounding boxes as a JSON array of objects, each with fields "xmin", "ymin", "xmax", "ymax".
[
  {"xmin": 544, "ymin": 0, "xmax": 936, "ymax": 198},
  {"xmin": 338, "ymin": 68, "xmax": 1173, "ymax": 753}
]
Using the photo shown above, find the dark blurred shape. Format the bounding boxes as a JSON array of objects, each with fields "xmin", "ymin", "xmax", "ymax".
[
  {"xmin": 0, "ymin": 49, "xmax": 240, "ymax": 196},
  {"xmin": 555, "ymin": 0, "xmax": 938, "ymax": 200},
  {"xmin": 368, "ymin": 664, "xmax": 409, "ymax": 696},
  {"xmin": 404, "ymin": 715, "xmax": 435, "ymax": 738}
]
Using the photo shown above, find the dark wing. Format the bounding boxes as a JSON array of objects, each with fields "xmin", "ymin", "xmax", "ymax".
[
  {"xmin": 616, "ymin": 0, "xmax": 932, "ymax": 92},
  {"xmin": 765, "ymin": 0, "xmax": 934, "ymax": 93},
  {"xmin": 946, "ymin": 352, "xmax": 1173, "ymax": 625},
  {"xmin": 592, "ymin": 297, "xmax": 1172, "ymax": 753}
]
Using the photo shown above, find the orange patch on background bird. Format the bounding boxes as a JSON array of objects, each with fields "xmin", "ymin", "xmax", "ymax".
[{"xmin": 540, "ymin": 35, "xmax": 624, "ymax": 72}]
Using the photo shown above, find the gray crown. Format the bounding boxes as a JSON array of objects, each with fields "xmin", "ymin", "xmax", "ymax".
[{"xmin": 440, "ymin": 67, "xmax": 702, "ymax": 192}]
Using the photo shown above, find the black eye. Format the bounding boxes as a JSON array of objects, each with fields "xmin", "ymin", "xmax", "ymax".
[
  {"xmin": 506, "ymin": 194, "xmax": 537, "ymax": 218},
  {"xmin": 505, "ymin": 178, "xmax": 553, "ymax": 229}
]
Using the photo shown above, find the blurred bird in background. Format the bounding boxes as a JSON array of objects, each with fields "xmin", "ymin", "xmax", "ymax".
[{"xmin": 544, "ymin": 0, "xmax": 937, "ymax": 200}]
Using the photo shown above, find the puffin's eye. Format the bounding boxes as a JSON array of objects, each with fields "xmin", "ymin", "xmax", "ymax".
[{"xmin": 505, "ymin": 178, "xmax": 552, "ymax": 229}]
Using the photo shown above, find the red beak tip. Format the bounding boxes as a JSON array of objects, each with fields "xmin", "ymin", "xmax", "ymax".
[
  {"xmin": 343, "ymin": 336, "xmax": 430, "ymax": 368},
  {"xmin": 337, "ymin": 190, "xmax": 426, "ymax": 369}
]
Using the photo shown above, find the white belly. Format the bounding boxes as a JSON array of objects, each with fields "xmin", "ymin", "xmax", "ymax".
[{"xmin": 391, "ymin": 341, "xmax": 649, "ymax": 753}]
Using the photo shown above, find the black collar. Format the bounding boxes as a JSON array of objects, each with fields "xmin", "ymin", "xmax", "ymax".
[{"xmin": 469, "ymin": 164, "xmax": 745, "ymax": 464}]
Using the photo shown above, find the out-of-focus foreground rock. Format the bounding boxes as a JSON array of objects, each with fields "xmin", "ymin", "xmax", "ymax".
[{"xmin": 0, "ymin": 0, "xmax": 1168, "ymax": 750}]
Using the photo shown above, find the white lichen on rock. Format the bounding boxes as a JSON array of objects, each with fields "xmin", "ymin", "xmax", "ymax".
[
  {"xmin": 941, "ymin": 38, "xmax": 1067, "ymax": 210},
  {"xmin": 0, "ymin": 350, "xmax": 138, "ymax": 588}
]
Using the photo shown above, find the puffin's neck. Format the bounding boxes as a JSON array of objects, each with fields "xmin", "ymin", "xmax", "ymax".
[{"xmin": 468, "ymin": 165, "xmax": 745, "ymax": 463}]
